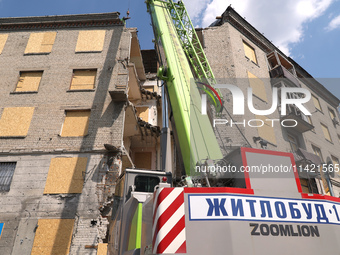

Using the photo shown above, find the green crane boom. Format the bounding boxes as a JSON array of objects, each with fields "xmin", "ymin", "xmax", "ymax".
[{"xmin": 146, "ymin": 0, "xmax": 223, "ymax": 176}]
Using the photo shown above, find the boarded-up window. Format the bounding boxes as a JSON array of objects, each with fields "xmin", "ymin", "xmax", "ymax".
[
  {"xmin": 134, "ymin": 152, "xmax": 152, "ymax": 169},
  {"xmin": 61, "ymin": 110, "xmax": 90, "ymax": 137},
  {"xmin": 312, "ymin": 145, "xmax": 323, "ymax": 160},
  {"xmin": 256, "ymin": 115, "xmax": 276, "ymax": 145},
  {"xmin": 15, "ymin": 71, "xmax": 43, "ymax": 92},
  {"xmin": 306, "ymin": 115, "xmax": 315, "ymax": 132},
  {"xmin": 321, "ymin": 123, "xmax": 332, "ymax": 142},
  {"xmin": 331, "ymin": 155, "xmax": 340, "ymax": 178},
  {"xmin": 97, "ymin": 243, "xmax": 108, "ymax": 255},
  {"xmin": 300, "ymin": 179, "xmax": 310, "ymax": 193},
  {"xmin": 25, "ymin": 32, "xmax": 56, "ymax": 54},
  {"xmin": 75, "ymin": 30, "xmax": 106, "ymax": 52},
  {"xmin": 70, "ymin": 69, "xmax": 96, "ymax": 90},
  {"xmin": 312, "ymin": 145, "xmax": 328, "ymax": 193},
  {"xmin": 136, "ymin": 107, "xmax": 149, "ymax": 122},
  {"xmin": 248, "ymin": 71, "xmax": 267, "ymax": 101},
  {"xmin": 0, "ymin": 34, "xmax": 8, "ymax": 54},
  {"xmin": 0, "ymin": 107, "xmax": 34, "ymax": 137},
  {"xmin": 287, "ymin": 134, "xmax": 299, "ymax": 152},
  {"xmin": 329, "ymin": 108, "xmax": 336, "ymax": 120},
  {"xmin": 44, "ymin": 157, "xmax": 87, "ymax": 194},
  {"xmin": 312, "ymin": 94, "xmax": 322, "ymax": 112},
  {"xmin": 243, "ymin": 41, "xmax": 257, "ymax": 64},
  {"xmin": 31, "ymin": 219, "xmax": 74, "ymax": 255},
  {"xmin": 0, "ymin": 162, "xmax": 16, "ymax": 192}
]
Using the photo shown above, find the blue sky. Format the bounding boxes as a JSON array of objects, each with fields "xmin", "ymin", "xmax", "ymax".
[{"xmin": 0, "ymin": 0, "xmax": 339, "ymax": 100}]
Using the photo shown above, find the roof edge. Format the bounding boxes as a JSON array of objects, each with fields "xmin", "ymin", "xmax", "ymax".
[{"xmin": 0, "ymin": 12, "xmax": 121, "ymax": 26}]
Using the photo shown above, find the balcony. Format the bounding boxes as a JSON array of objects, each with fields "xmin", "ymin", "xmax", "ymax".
[
  {"xmin": 269, "ymin": 65, "xmax": 300, "ymax": 88},
  {"xmin": 267, "ymin": 51, "xmax": 300, "ymax": 88},
  {"xmin": 280, "ymin": 105, "xmax": 314, "ymax": 133}
]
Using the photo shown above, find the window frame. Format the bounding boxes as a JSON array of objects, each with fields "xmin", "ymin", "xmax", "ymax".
[
  {"xmin": 312, "ymin": 94, "xmax": 322, "ymax": 112},
  {"xmin": 306, "ymin": 115, "xmax": 315, "ymax": 132},
  {"xmin": 331, "ymin": 155, "xmax": 340, "ymax": 178},
  {"xmin": 75, "ymin": 30, "xmax": 106, "ymax": 53},
  {"xmin": 0, "ymin": 162, "xmax": 16, "ymax": 192},
  {"xmin": 247, "ymin": 71, "xmax": 267, "ymax": 102},
  {"xmin": 0, "ymin": 34, "xmax": 9, "ymax": 55},
  {"xmin": 243, "ymin": 40, "xmax": 258, "ymax": 64},
  {"xmin": 255, "ymin": 115, "xmax": 277, "ymax": 145},
  {"xmin": 300, "ymin": 178, "xmax": 319, "ymax": 194},
  {"xmin": 320, "ymin": 123, "xmax": 332, "ymax": 142},
  {"xmin": 12, "ymin": 70, "xmax": 43, "ymax": 93},
  {"xmin": 24, "ymin": 32, "xmax": 57, "ymax": 55},
  {"xmin": 287, "ymin": 133, "xmax": 299, "ymax": 152},
  {"xmin": 68, "ymin": 69, "xmax": 97, "ymax": 91},
  {"xmin": 60, "ymin": 109, "xmax": 91, "ymax": 137},
  {"xmin": 0, "ymin": 107, "xmax": 35, "ymax": 138}
]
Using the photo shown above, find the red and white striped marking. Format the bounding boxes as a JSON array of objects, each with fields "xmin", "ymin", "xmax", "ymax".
[{"xmin": 152, "ymin": 187, "xmax": 186, "ymax": 254}]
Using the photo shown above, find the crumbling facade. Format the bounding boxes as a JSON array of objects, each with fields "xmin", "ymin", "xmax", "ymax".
[
  {"xmin": 200, "ymin": 7, "xmax": 340, "ymax": 197},
  {"xmin": 0, "ymin": 13, "xmax": 160, "ymax": 255}
]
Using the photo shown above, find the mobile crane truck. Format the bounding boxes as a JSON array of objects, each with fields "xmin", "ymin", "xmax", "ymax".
[{"xmin": 108, "ymin": 1, "xmax": 340, "ymax": 254}]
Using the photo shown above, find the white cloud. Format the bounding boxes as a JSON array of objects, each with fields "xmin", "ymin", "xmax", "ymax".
[
  {"xmin": 183, "ymin": 0, "xmax": 211, "ymax": 22},
  {"xmin": 186, "ymin": 0, "xmax": 335, "ymax": 56},
  {"xmin": 325, "ymin": 14, "xmax": 340, "ymax": 31}
]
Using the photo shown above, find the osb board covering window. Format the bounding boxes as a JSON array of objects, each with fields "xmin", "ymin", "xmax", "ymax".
[
  {"xmin": 25, "ymin": 32, "xmax": 56, "ymax": 54},
  {"xmin": 15, "ymin": 71, "xmax": 43, "ymax": 92},
  {"xmin": 134, "ymin": 152, "xmax": 152, "ymax": 169},
  {"xmin": 0, "ymin": 34, "xmax": 8, "ymax": 54},
  {"xmin": 44, "ymin": 157, "xmax": 87, "ymax": 194},
  {"xmin": 75, "ymin": 30, "xmax": 106, "ymax": 52},
  {"xmin": 70, "ymin": 69, "xmax": 96, "ymax": 90},
  {"xmin": 329, "ymin": 108, "xmax": 336, "ymax": 120},
  {"xmin": 136, "ymin": 107, "xmax": 149, "ymax": 122},
  {"xmin": 243, "ymin": 41, "xmax": 257, "ymax": 64},
  {"xmin": 321, "ymin": 123, "xmax": 332, "ymax": 142},
  {"xmin": 0, "ymin": 107, "xmax": 34, "ymax": 137},
  {"xmin": 248, "ymin": 71, "xmax": 267, "ymax": 101},
  {"xmin": 256, "ymin": 115, "xmax": 277, "ymax": 145},
  {"xmin": 312, "ymin": 94, "xmax": 322, "ymax": 111},
  {"xmin": 97, "ymin": 243, "xmax": 108, "ymax": 255},
  {"xmin": 61, "ymin": 110, "xmax": 90, "ymax": 137},
  {"xmin": 31, "ymin": 219, "xmax": 74, "ymax": 255}
]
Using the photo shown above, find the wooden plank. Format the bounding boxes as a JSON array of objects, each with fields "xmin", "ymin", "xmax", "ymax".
[
  {"xmin": 75, "ymin": 30, "xmax": 106, "ymax": 52},
  {"xmin": 61, "ymin": 110, "xmax": 90, "ymax": 137},
  {"xmin": 0, "ymin": 34, "xmax": 8, "ymax": 54},
  {"xmin": 31, "ymin": 219, "xmax": 74, "ymax": 255},
  {"xmin": 321, "ymin": 123, "xmax": 331, "ymax": 141},
  {"xmin": 25, "ymin": 32, "xmax": 56, "ymax": 54},
  {"xmin": 0, "ymin": 107, "xmax": 34, "ymax": 137},
  {"xmin": 70, "ymin": 70, "xmax": 96, "ymax": 90},
  {"xmin": 44, "ymin": 157, "xmax": 87, "ymax": 194},
  {"xmin": 25, "ymin": 33, "xmax": 43, "ymax": 54},
  {"xmin": 15, "ymin": 71, "xmax": 42, "ymax": 92},
  {"xmin": 243, "ymin": 41, "xmax": 257, "ymax": 63},
  {"xmin": 248, "ymin": 71, "xmax": 267, "ymax": 102},
  {"xmin": 97, "ymin": 243, "xmax": 108, "ymax": 254},
  {"xmin": 40, "ymin": 32, "xmax": 56, "ymax": 53},
  {"xmin": 256, "ymin": 115, "xmax": 277, "ymax": 145}
]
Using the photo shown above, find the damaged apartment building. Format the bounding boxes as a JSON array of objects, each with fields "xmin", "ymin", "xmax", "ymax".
[
  {"xmin": 0, "ymin": 13, "xmax": 161, "ymax": 254},
  {"xmin": 199, "ymin": 7, "xmax": 340, "ymax": 198}
]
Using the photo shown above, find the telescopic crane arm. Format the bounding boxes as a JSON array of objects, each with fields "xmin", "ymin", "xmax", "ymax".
[{"xmin": 146, "ymin": 0, "xmax": 223, "ymax": 178}]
